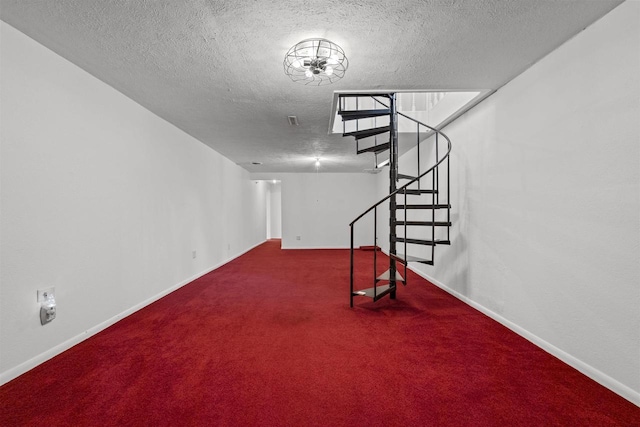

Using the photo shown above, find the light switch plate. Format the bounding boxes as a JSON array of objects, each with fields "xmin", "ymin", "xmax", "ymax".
[{"xmin": 37, "ymin": 287, "xmax": 55, "ymax": 302}]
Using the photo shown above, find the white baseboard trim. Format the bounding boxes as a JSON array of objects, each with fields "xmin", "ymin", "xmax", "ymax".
[
  {"xmin": 407, "ymin": 265, "xmax": 640, "ymax": 407},
  {"xmin": 281, "ymin": 246, "xmax": 348, "ymax": 250},
  {"xmin": 0, "ymin": 239, "xmax": 266, "ymax": 386}
]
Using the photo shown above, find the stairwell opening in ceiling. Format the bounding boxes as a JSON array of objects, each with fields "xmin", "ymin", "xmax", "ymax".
[
  {"xmin": 330, "ymin": 90, "xmax": 490, "ymax": 136},
  {"xmin": 329, "ymin": 90, "xmax": 491, "ymax": 172}
]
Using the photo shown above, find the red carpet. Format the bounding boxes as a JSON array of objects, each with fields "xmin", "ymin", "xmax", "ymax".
[{"xmin": 1, "ymin": 240, "xmax": 638, "ymax": 426}]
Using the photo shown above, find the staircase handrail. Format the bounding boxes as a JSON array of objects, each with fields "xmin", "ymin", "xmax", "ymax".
[{"xmin": 349, "ymin": 105, "xmax": 452, "ymax": 227}]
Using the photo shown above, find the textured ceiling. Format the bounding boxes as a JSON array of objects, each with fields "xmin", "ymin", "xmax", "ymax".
[{"xmin": 0, "ymin": 0, "xmax": 623, "ymax": 173}]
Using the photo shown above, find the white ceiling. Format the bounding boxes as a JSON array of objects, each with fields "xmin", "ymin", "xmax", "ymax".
[{"xmin": 0, "ymin": 0, "xmax": 623, "ymax": 173}]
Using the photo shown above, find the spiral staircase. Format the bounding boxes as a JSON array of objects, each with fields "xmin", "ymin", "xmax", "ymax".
[{"xmin": 338, "ymin": 93, "xmax": 452, "ymax": 307}]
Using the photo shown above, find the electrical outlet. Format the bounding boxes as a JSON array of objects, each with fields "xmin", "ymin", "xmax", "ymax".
[
  {"xmin": 40, "ymin": 304, "xmax": 56, "ymax": 325},
  {"xmin": 38, "ymin": 287, "xmax": 56, "ymax": 325},
  {"xmin": 37, "ymin": 287, "xmax": 55, "ymax": 303},
  {"xmin": 192, "ymin": 250, "xmax": 197, "ymax": 259}
]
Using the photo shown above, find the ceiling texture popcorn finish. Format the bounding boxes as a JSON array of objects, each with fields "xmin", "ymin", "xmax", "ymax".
[{"xmin": 0, "ymin": 0, "xmax": 623, "ymax": 172}]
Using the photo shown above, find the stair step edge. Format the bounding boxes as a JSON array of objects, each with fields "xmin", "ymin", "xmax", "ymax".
[
  {"xmin": 389, "ymin": 253, "xmax": 433, "ymax": 265},
  {"xmin": 339, "ymin": 109, "xmax": 391, "ymax": 121},
  {"xmin": 394, "ymin": 221, "xmax": 452, "ymax": 226},
  {"xmin": 343, "ymin": 126, "xmax": 390, "ymax": 140},
  {"xmin": 376, "ymin": 269, "xmax": 405, "ymax": 282},
  {"xmin": 396, "ymin": 204, "xmax": 451, "ymax": 209},
  {"xmin": 357, "ymin": 142, "xmax": 390, "ymax": 155},
  {"xmin": 397, "ymin": 174, "xmax": 417, "ymax": 180},
  {"xmin": 393, "ymin": 237, "xmax": 451, "ymax": 245},
  {"xmin": 352, "ymin": 284, "xmax": 395, "ymax": 299},
  {"xmin": 403, "ymin": 189, "xmax": 438, "ymax": 195}
]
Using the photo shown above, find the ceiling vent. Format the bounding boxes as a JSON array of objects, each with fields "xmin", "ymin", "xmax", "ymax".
[{"xmin": 287, "ymin": 115, "xmax": 299, "ymax": 126}]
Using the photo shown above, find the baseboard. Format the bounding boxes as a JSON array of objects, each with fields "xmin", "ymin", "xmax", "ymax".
[
  {"xmin": 281, "ymin": 246, "xmax": 349, "ymax": 250},
  {"xmin": 406, "ymin": 265, "xmax": 640, "ymax": 407},
  {"xmin": 0, "ymin": 239, "xmax": 266, "ymax": 386}
]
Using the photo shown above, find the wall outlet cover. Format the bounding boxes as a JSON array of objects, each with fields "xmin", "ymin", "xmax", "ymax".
[{"xmin": 40, "ymin": 304, "xmax": 56, "ymax": 325}]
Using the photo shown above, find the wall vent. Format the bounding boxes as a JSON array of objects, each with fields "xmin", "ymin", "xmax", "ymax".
[{"xmin": 287, "ymin": 115, "xmax": 299, "ymax": 126}]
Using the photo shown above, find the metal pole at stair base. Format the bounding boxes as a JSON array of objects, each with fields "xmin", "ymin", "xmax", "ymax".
[
  {"xmin": 389, "ymin": 93, "xmax": 398, "ymax": 300},
  {"xmin": 350, "ymin": 225, "xmax": 354, "ymax": 308},
  {"xmin": 403, "ymin": 186, "xmax": 408, "ymax": 285},
  {"xmin": 374, "ymin": 206, "xmax": 378, "ymax": 290},
  {"xmin": 417, "ymin": 122, "xmax": 421, "ymax": 191}
]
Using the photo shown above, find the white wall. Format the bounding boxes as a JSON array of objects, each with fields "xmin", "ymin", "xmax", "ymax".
[
  {"xmin": 252, "ymin": 173, "xmax": 378, "ymax": 249},
  {"xmin": 0, "ymin": 22, "xmax": 266, "ymax": 383},
  {"xmin": 267, "ymin": 182, "xmax": 282, "ymax": 239},
  {"xmin": 282, "ymin": 173, "xmax": 378, "ymax": 249},
  {"xmin": 388, "ymin": 1, "xmax": 640, "ymax": 404}
]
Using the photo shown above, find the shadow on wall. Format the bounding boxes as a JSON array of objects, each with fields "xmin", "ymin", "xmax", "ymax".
[
  {"xmin": 430, "ymin": 142, "xmax": 472, "ymax": 297},
  {"xmin": 436, "ymin": 230, "xmax": 470, "ymax": 297}
]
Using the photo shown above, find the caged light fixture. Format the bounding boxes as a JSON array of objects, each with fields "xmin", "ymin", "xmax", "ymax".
[{"xmin": 283, "ymin": 38, "xmax": 348, "ymax": 86}]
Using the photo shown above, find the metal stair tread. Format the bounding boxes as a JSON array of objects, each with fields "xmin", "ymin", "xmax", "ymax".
[
  {"xmin": 393, "ymin": 237, "xmax": 451, "ymax": 246},
  {"xmin": 393, "ymin": 221, "xmax": 452, "ymax": 227},
  {"xmin": 397, "ymin": 173, "xmax": 417, "ymax": 180},
  {"xmin": 376, "ymin": 269, "xmax": 404, "ymax": 282},
  {"xmin": 352, "ymin": 284, "xmax": 395, "ymax": 300},
  {"xmin": 357, "ymin": 142, "xmax": 390, "ymax": 155},
  {"xmin": 396, "ymin": 204, "xmax": 451, "ymax": 209},
  {"xmin": 389, "ymin": 253, "xmax": 433, "ymax": 265},
  {"xmin": 343, "ymin": 126, "xmax": 390, "ymax": 140},
  {"xmin": 339, "ymin": 109, "xmax": 391, "ymax": 120},
  {"xmin": 402, "ymin": 189, "xmax": 438, "ymax": 195}
]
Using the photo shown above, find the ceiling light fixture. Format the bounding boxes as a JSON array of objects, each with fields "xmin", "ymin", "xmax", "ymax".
[{"xmin": 283, "ymin": 38, "xmax": 348, "ymax": 86}]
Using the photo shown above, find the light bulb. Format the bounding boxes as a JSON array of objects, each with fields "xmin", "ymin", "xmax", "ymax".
[
  {"xmin": 327, "ymin": 55, "xmax": 339, "ymax": 65},
  {"xmin": 305, "ymin": 69, "xmax": 313, "ymax": 78},
  {"xmin": 272, "ymin": 180, "xmax": 276, "ymax": 184},
  {"xmin": 292, "ymin": 59, "xmax": 303, "ymax": 68},
  {"xmin": 325, "ymin": 66, "xmax": 333, "ymax": 76},
  {"xmin": 315, "ymin": 159, "xmax": 320, "ymax": 167}
]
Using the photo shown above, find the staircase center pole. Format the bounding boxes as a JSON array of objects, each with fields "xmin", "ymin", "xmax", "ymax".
[{"xmin": 389, "ymin": 93, "xmax": 398, "ymax": 299}]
